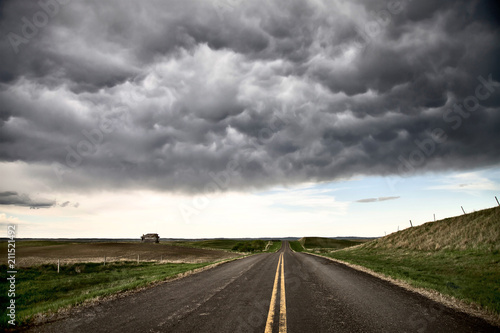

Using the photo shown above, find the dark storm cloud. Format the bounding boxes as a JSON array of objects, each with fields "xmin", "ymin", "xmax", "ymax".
[
  {"xmin": 0, "ymin": 0, "xmax": 499, "ymax": 193},
  {"xmin": 0, "ymin": 191, "xmax": 77, "ymax": 208},
  {"xmin": 0, "ymin": 191, "xmax": 54, "ymax": 208}
]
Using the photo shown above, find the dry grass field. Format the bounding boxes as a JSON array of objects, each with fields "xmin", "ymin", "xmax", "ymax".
[
  {"xmin": 0, "ymin": 241, "xmax": 238, "ymax": 267},
  {"xmin": 364, "ymin": 206, "xmax": 500, "ymax": 251}
]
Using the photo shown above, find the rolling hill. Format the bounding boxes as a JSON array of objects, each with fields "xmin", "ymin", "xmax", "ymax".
[
  {"xmin": 363, "ymin": 206, "xmax": 500, "ymax": 252},
  {"xmin": 324, "ymin": 206, "xmax": 500, "ymax": 320},
  {"xmin": 298, "ymin": 237, "xmax": 368, "ymax": 250}
]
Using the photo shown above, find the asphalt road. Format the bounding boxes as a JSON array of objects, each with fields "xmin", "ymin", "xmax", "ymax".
[{"xmin": 26, "ymin": 242, "xmax": 499, "ymax": 333}]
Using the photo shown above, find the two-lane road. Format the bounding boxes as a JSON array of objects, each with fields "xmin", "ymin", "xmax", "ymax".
[{"xmin": 27, "ymin": 242, "xmax": 499, "ymax": 332}]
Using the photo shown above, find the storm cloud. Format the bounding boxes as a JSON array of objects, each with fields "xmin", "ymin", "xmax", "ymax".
[
  {"xmin": 0, "ymin": 191, "xmax": 55, "ymax": 208},
  {"xmin": 0, "ymin": 0, "xmax": 499, "ymax": 194}
]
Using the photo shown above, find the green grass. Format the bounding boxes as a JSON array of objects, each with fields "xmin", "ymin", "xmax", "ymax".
[
  {"xmin": 166, "ymin": 239, "xmax": 247, "ymax": 251},
  {"xmin": 289, "ymin": 241, "xmax": 304, "ymax": 252},
  {"xmin": 299, "ymin": 237, "xmax": 366, "ymax": 252},
  {"xmin": 0, "ymin": 261, "xmax": 214, "ymax": 328},
  {"xmin": 166, "ymin": 239, "xmax": 281, "ymax": 252},
  {"xmin": 326, "ymin": 248, "xmax": 500, "ymax": 315},
  {"xmin": 266, "ymin": 241, "xmax": 282, "ymax": 252},
  {"xmin": 315, "ymin": 206, "xmax": 500, "ymax": 316}
]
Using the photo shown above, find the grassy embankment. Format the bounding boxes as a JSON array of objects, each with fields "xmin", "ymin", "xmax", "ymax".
[
  {"xmin": 289, "ymin": 237, "xmax": 368, "ymax": 253},
  {"xmin": 266, "ymin": 241, "xmax": 283, "ymax": 252},
  {"xmin": 320, "ymin": 207, "xmax": 500, "ymax": 316},
  {"xmin": 289, "ymin": 240, "xmax": 305, "ymax": 252}
]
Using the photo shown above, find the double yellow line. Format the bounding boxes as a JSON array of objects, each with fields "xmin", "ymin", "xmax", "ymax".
[{"xmin": 264, "ymin": 252, "xmax": 287, "ymax": 333}]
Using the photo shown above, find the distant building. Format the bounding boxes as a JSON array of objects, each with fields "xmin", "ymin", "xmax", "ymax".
[{"xmin": 141, "ymin": 233, "xmax": 160, "ymax": 243}]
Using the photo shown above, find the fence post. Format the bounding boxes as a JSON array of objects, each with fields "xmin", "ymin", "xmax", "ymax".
[
  {"xmin": 496, "ymin": 196, "xmax": 499, "ymax": 206},
  {"xmin": 57, "ymin": 259, "xmax": 60, "ymax": 273},
  {"xmin": 461, "ymin": 206, "xmax": 466, "ymax": 215},
  {"xmin": 409, "ymin": 220, "xmax": 413, "ymax": 227}
]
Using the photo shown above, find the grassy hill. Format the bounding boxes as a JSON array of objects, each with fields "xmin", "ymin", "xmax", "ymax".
[
  {"xmin": 298, "ymin": 237, "xmax": 367, "ymax": 251},
  {"xmin": 364, "ymin": 206, "xmax": 500, "ymax": 252},
  {"xmin": 324, "ymin": 206, "xmax": 500, "ymax": 319},
  {"xmin": 166, "ymin": 239, "xmax": 281, "ymax": 252}
]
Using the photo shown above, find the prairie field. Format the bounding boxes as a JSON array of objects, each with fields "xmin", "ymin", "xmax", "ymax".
[
  {"xmin": 0, "ymin": 241, "xmax": 239, "ymax": 267},
  {"xmin": 0, "ymin": 239, "xmax": 281, "ymax": 328},
  {"xmin": 296, "ymin": 237, "xmax": 371, "ymax": 252}
]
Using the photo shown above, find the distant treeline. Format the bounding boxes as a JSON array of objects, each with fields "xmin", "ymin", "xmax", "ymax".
[{"xmin": 232, "ymin": 240, "xmax": 268, "ymax": 252}]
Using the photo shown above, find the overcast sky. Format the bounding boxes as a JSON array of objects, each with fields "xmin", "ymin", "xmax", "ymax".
[{"xmin": 1, "ymin": 0, "xmax": 499, "ymax": 238}]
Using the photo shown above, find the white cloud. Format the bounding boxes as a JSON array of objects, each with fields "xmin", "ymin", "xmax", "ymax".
[
  {"xmin": 0, "ymin": 213, "xmax": 32, "ymax": 237},
  {"xmin": 0, "ymin": 213, "xmax": 22, "ymax": 225},
  {"xmin": 427, "ymin": 171, "xmax": 500, "ymax": 193}
]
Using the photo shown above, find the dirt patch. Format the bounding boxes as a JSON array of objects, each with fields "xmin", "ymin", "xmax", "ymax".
[{"xmin": 2, "ymin": 242, "xmax": 238, "ymax": 267}]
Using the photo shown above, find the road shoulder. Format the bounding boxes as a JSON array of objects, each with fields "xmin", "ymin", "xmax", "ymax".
[
  {"xmin": 25, "ymin": 254, "xmax": 256, "ymax": 330},
  {"xmin": 303, "ymin": 251, "xmax": 500, "ymax": 328}
]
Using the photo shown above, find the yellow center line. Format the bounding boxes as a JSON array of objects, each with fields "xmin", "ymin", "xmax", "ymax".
[
  {"xmin": 264, "ymin": 253, "xmax": 282, "ymax": 333},
  {"xmin": 264, "ymin": 252, "xmax": 287, "ymax": 333},
  {"xmin": 279, "ymin": 253, "xmax": 287, "ymax": 333}
]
